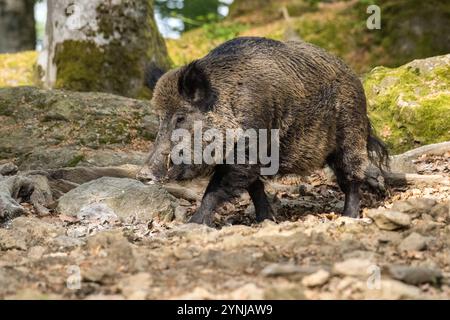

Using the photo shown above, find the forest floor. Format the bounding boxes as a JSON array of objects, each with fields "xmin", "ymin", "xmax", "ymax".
[{"xmin": 0, "ymin": 153, "xmax": 449, "ymax": 300}]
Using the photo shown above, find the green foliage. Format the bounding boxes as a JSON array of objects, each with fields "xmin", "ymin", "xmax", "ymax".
[
  {"xmin": 202, "ymin": 22, "xmax": 247, "ymax": 40},
  {"xmin": 155, "ymin": 0, "xmax": 231, "ymax": 33}
]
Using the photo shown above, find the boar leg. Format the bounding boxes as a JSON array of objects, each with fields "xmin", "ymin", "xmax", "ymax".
[
  {"xmin": 189, "ymin": 167, "xmax": 232, "ymax": 226},
  {"xmin": 189, "ymin": 165, "xmax": 259, "ymax": 226},
  {"xmin": 327, "ymin": 153, "xmax": 363, "ymax": 218},
  {"xmin": 247, "ymin": 179, "xmax": 275, "ymax": 222}
]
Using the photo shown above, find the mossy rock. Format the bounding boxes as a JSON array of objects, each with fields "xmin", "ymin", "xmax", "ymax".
[
  {"xmin": 364, "ymin": 54, "xmax": 450, "ymax": 154},
  {"xmin": 0, "ymin": 86, "xmax": 157, "ymax": 169}
]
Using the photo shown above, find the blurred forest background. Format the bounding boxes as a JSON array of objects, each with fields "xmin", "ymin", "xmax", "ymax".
[{"xmin": 0, "ymin": 0, "xmax": 449, "ymax": 154}]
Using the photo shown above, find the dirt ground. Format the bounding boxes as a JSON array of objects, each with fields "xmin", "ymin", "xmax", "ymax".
[{"xmin": 0, "ymin": 154, "xmax": 449, "ymax": 300}]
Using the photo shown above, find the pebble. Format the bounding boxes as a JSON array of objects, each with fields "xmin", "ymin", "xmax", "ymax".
[
  {"xmin": 174, "ymin": 206, "xmax": 188, "ymax": 223},
  {"xmin": 333, "ymin": 258, "xmax": 374, "ymax": 277},
  {"xmin": 398, "ymin": 232, "xmax": 428, "ymax": 252},
  {"xmin": 366, "ymin": 209, "xmax": 411, "ymax": 231},
  {"xmin": 261, "ymin": 263, "xmax": 319, "ymax": 277},
  {"xmin": 366, "ymin": 279, "xmax": 422, "ymax": 299},
  {"xmin": 302, "ymin": 269, "xmax": 331, "ymax": 287},
  {"xmin": 388, "ymin": 265, "xmax": 442, "ymax": 285},
  {"xmin": 391, "ymin": 198, "xmax": 437, "ymax": 218}
]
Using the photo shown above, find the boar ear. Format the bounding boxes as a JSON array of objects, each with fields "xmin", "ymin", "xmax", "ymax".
[
  {"xmin": 145, "ymin": 62, "xmax": 166, "ymax": 91},
  {"xmin": 178, "ymin": 61, "xmax": 216, "ymax": 112}
]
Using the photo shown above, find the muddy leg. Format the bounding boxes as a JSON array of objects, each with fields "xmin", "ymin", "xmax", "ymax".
[
  {"xmin": 327, "ymin": 153, "xmax": 364, "ymax": 218},
  {"xmin": 189, "ymin": 168, "xmax": 229, "ymax": 226},
  {"xmin": 247, "ymin": 179, "xmax": 274, "ymax": 222},
  {"xmin": 189, "ymin": 165, "xmax": 259, "ymax": 227}
]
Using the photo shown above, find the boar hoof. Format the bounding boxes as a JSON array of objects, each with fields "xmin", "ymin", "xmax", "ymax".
[
  {"xmin": 255, "ymin": 213, "xmax": 276, "ymax": 223},
  {"xmin": 189, "ymin": 212, "xmax": 214, "ymax": 227},
  {"xmin": 343, "ymin": 210, "xmax": 360, "ymax": 219}
]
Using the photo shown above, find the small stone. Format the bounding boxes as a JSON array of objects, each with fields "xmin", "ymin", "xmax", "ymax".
[
  {"xmin": 27, "ymin": 246, "xmax": 46, "ymax": 260},
  {"xmin": 0, "ymin": 163, "xmax": 18, "ymax": 176},
  {"xmin": 366, "ymin": 209, "xmax": 411, "ymax": 231},
  {"xmin": 261, "ymin": 263, "xmax": 318, "ymax": 277},
  {"xmin": 0, "ymin": 229, "xmax": 27, "ymax": 251},
  {"xmin": 398, "ymin": 232, "xmax": 428, "ymax": 252},
  {"xmin": 117, "ymin": 273, "xmax": 153, "ymax": 300},
  {"xmin": 388, "ymin": 265, "xmax": 442, "ymax": 286},
  {"xmin": 52, "ymin": 235, "xmax": 85, "ymax": 249},
  {"xmin": 391, "ymin": 198, "xmax": 437, "ymax": 218},
  {"xmin": 429, "ymin": 201, "xmax": 450, "ymax": 220},
  {"xmin": 174, "ymin": 206, "xmax": 188, "ymax": 222},
  {"xmin": 377, "ymin": 231, "xmax": 403, "ymax": 245},
  {"xmin": 333, "ymin": 258, "xmax": 373, "ymax": 277},
  {"xmin": 366, "ymin": 280, "xmax": 422, "ymax": 299},
  {"xmin": 302, "ymin": 269, "xmax": 330, "ymax": 287}
]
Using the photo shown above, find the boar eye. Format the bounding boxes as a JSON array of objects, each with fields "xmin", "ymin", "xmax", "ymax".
[{"xmin": 175, "ymin": 115, "xmax": 186, "ymax": 125}]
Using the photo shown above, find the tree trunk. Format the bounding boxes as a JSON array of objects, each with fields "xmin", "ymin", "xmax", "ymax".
[
  {"xmin": 37, "ymin": 0, "xmax": 170, "ymax": 98},
  {"xmin": 0, "ymin": 0, "xmax": 36, "ymax": 53}
]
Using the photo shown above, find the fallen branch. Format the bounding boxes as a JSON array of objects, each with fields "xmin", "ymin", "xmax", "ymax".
[
  {"xmin": 164, "ymin": 184, "xmax": 201, "ymax": 202},
  {"xmin": 390, "ymin": 141, "xmax": 450, "ymax": 173},
  {"xmin": 384, "ymin": 173, "xmax": 450, "ymax": 187}
]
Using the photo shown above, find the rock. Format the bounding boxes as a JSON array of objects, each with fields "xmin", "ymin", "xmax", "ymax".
[
  {"xmin": 4, "ymin": 289, "xmax": 62, "ymax": 300},
  {"xmin": 0, "ymin": 229, "xmax": 27, "ymax": 251},
  {"xmin": 333, "ymin": 259, "xmax": 374, "ymax": 277},
  {"xmin": 388, "ymin": 265, "xmax": 442, "ymax": 286},
  {"xmin": 27, "ymin": 246, "xmax": 47, "ymax": 260},
  {"xmin": 429, "ymin": 201, "xmax": 450, "ymax": 220},
  {"xmin": 19, "ymin": 148, "xmax": 147, "ymax": 171},
  {"xmin": 1, "ymin": 218, "xmax": 64, "ymax": 252},
  {"xmin": 117, "ymin": 273, "xmax": 153, "ymax": 300},
  {"xmin": 0, "ymin": 162, "xmax": 17, "ymax": 176},
  {"xmin": 377, "ymin": 232, "xmax": 403, "ymax": 245},
  {"xmin": 83, "ymin": 231, "xmax": 137, "ymax": 282},
  {"xmin": 51, "ymin": 235, "xmax": 85, "ymax": 249},
  {"xmin": 391, "ymin": 198, "xmax": 438, "ymax": 218},
  {"xmin": 364, "ymin": 54, "xmax": 450, "ymax": 153},
  {"xmin": 398, "ymin": 232, "xmax": 428, "ymax": 252},
  {"xmin": 0, "ymin": 176, "xmax": 27, "ymax": 221},
  {"xmin": 261, "ymin": 263, "xmax": 319, "ymax": 277},
  {"xmin": 0, "ymin": 86, "xmax": 157, "ymax": 169},
  {"xmin": 84, "ymin": 294, "xmax": 125, "ymax": 300},
  {"xmin": 174, "ymin": 206, "xmax": 188, "ymax": 223},
  {"xmin": 366, "ymin": 280, "xmax": 422, "ymax": 299},
  {"xmin": 57, "ymin": 177, "xmax": 178, "ymax": 223},
  {"xmin": 302, "ymin": 269, "xmax": 330, "ymax": 287},
  {"xmin": 228, "ymin": 283, "xmax": 265, "ymax": 300},
  {"xmin": 0, "ymin": 268, "xmax": 22, "ymax": 296},
  {"xmin": 366, "ymin": 209, "xmax": 411, "ymax": 231}
]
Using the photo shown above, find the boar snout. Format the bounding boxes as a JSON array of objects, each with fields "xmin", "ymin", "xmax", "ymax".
[
  {"xmin": 136, "ymin": 165, "xmax": 160, "ymax": 184},
  {"xmin": 137, "ymin": 149, "xmax": 172, "ymax": 184}
]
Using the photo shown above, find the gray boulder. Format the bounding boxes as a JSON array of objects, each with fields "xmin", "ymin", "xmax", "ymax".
[{"xmin": 57, "ymin": 177, "xmax": 178, "ymax": 223}]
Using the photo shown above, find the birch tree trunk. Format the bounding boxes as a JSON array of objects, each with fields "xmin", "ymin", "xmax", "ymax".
[{"xmin": 37, "ymin": 0, "xmax": 170, "ymax": 98}]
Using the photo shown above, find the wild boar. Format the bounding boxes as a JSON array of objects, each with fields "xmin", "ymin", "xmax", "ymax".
[{"xmin": 138, "ymin": 37, "xmax": 388, "ymax": 226}]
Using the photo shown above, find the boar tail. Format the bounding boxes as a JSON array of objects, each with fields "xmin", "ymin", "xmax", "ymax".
[{"xmin": 367, "ymin": 123, "xmax": 390, "ymax": 171}]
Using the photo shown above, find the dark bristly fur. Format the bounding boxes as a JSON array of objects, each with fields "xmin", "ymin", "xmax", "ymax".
[{"xmin": 137, "ymin": 37, "xmax": 389, "ymax": 226}]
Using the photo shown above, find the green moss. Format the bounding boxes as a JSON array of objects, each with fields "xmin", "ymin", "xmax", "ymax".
[
  {"xmin": 66, "ymin": 154, "xmax": 85, "ymax": 167},
  {"xmin": 364, "ymin": 55, "xmax": 450, "ymax": 153}
]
